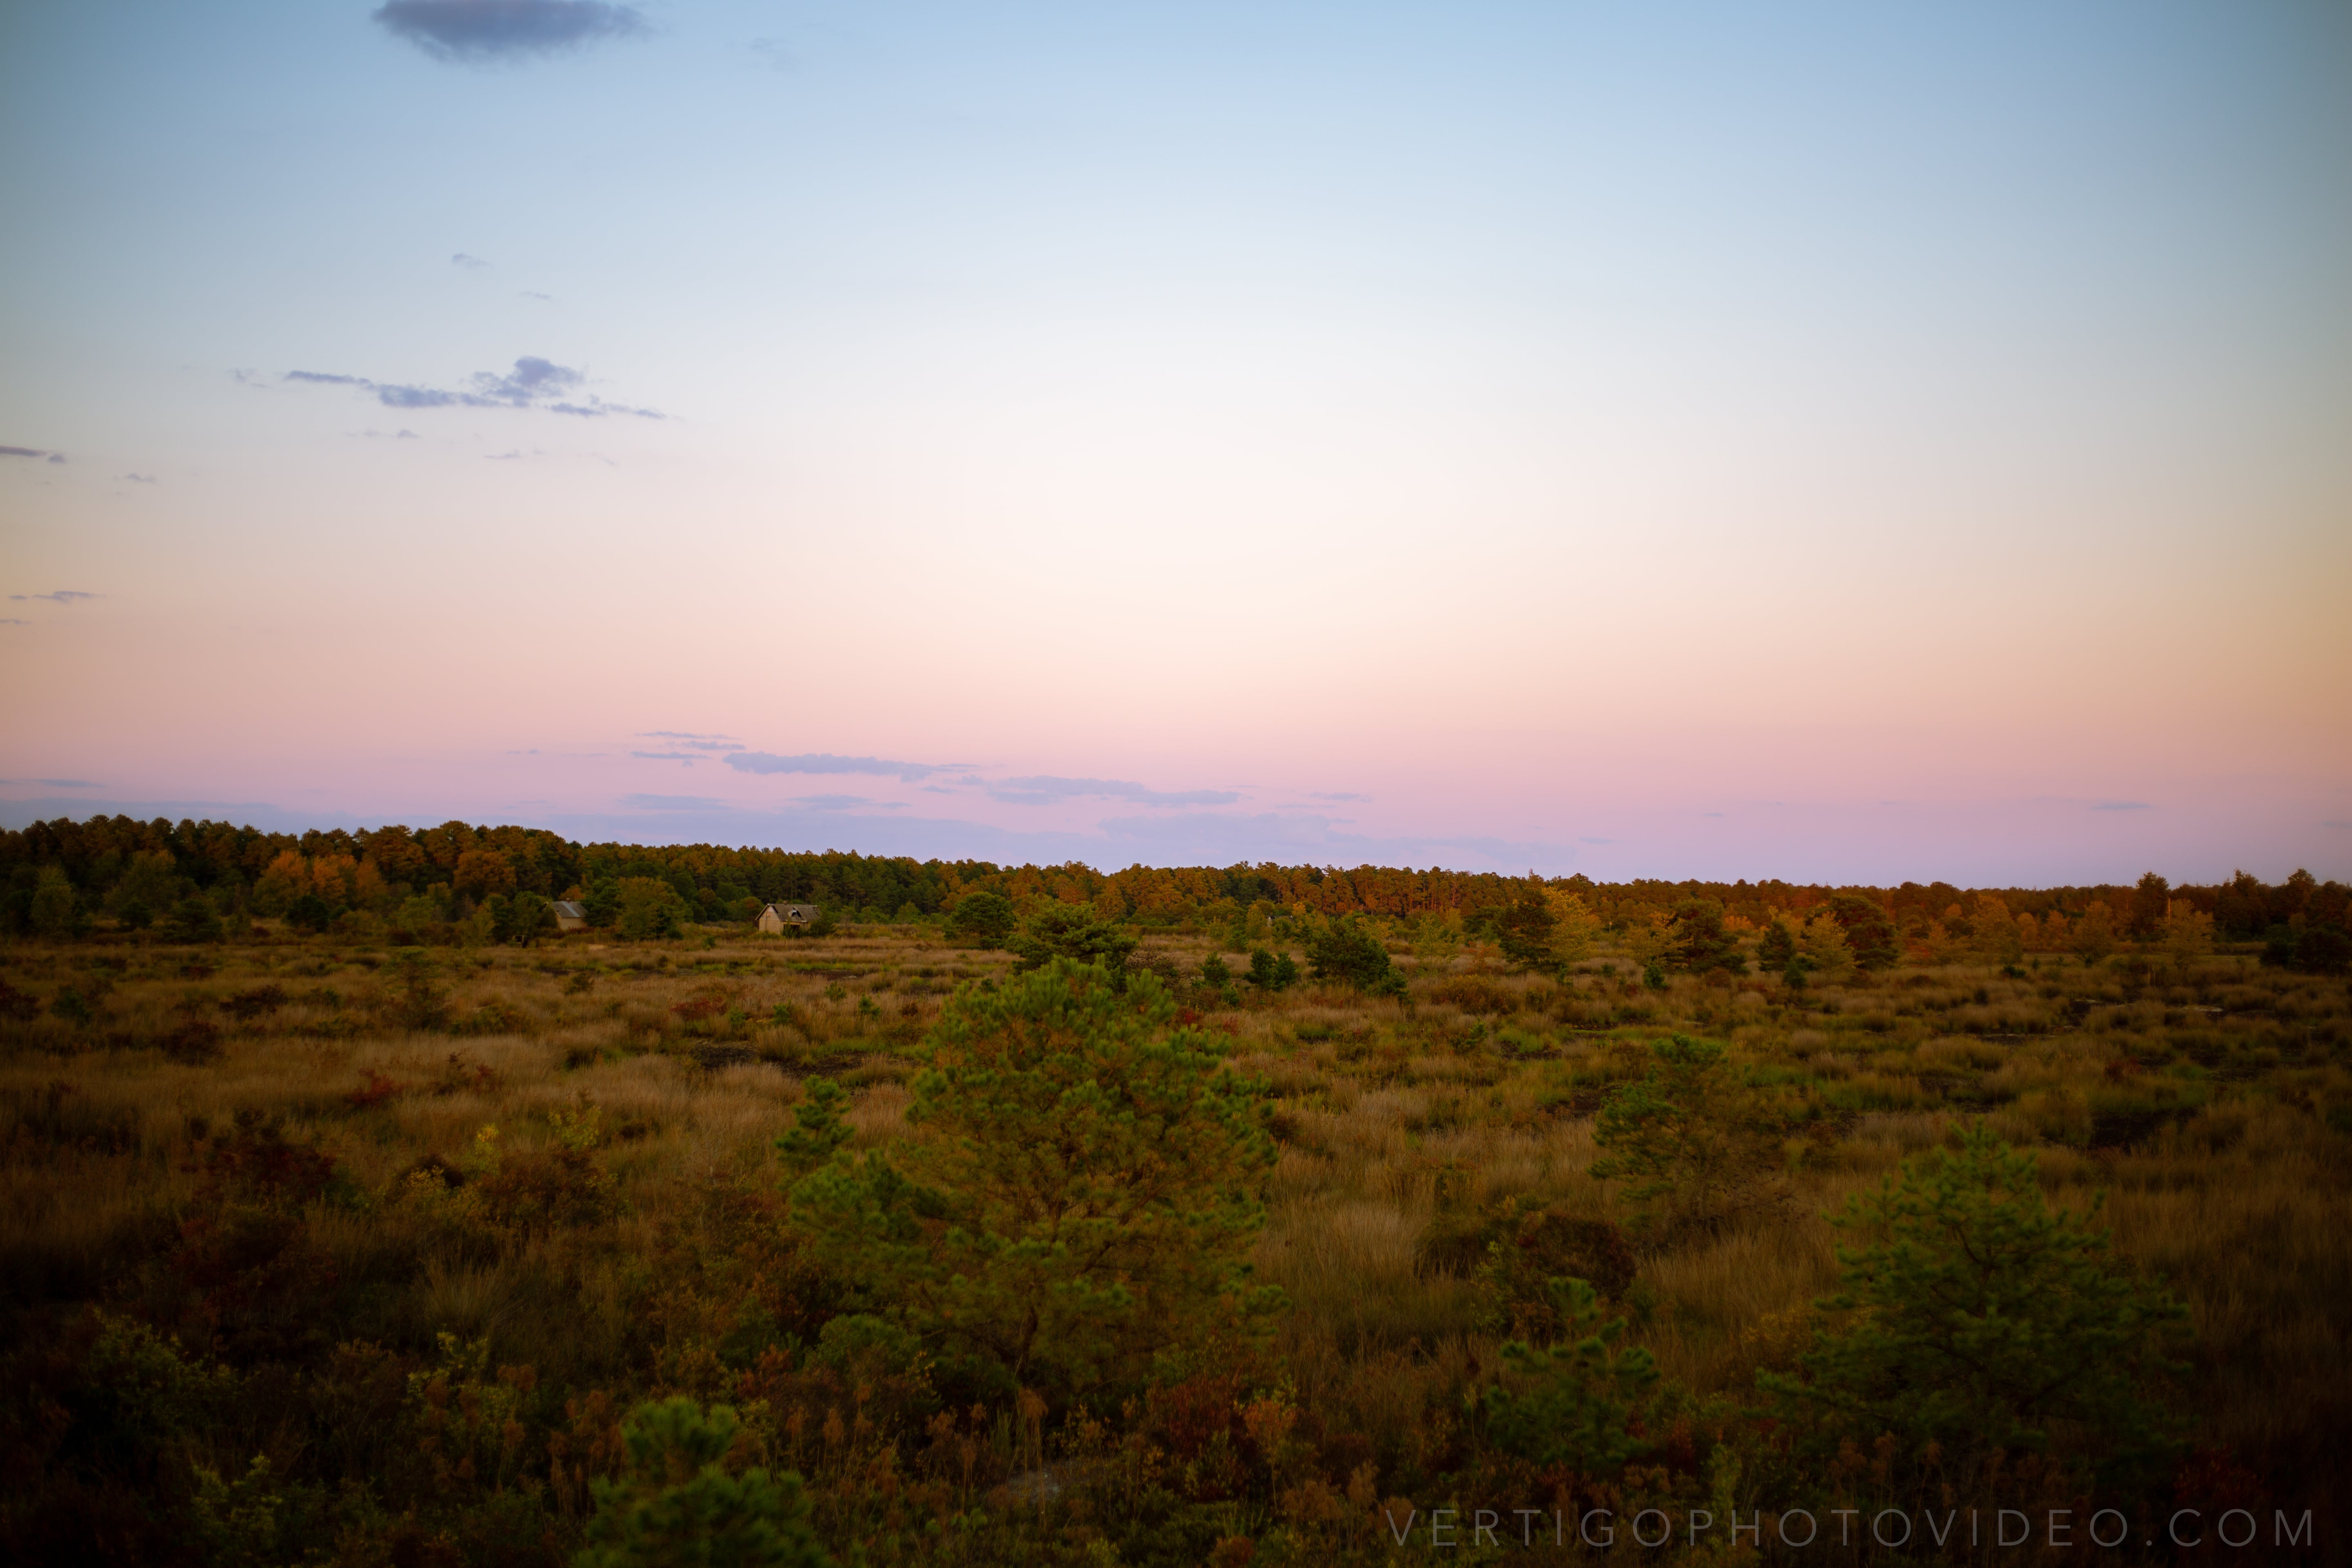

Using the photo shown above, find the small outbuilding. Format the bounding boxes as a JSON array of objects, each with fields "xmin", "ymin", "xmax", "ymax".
[
  {"xmin": 758, "ymin": 902, "xmax": 818, "ymax": 934},
  {"xmin": 550, "ymin": 900, "xmax": 590, "ymax": 933}
]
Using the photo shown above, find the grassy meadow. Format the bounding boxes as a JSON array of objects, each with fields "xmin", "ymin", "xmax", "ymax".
[{"xmin": 3, "ymin": 915, "xmax": 2348, "ymax": 1565}]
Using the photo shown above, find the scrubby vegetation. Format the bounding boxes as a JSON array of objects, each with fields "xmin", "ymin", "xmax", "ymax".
[{"xmin": 2, "ymin": 819, "xmax": 2348, "ymax": 1563}]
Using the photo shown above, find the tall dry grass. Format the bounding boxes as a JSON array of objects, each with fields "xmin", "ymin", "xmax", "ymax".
[{"xmin": 4, "ymin": 923, "xmax": 2349, "ymax": 1557}]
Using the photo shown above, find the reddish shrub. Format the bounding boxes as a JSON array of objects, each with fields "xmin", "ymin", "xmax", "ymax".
[
  {"xmin": 347, "ymin": 1069, "xmax": 404, "ymax": 1109},
  {"xmin": 159, "ymin": 1019, "xmax": 223, "ymax": 1063},
  {"xmin": 1148, "ymin": 1373, "xmax": 1249, "ymax": 1461},
  {"xmin": 0, "ymin": 978, "xmax": 39, "ymax": 1022},
  {"xmin": 186, "ymin": 1110, "xmax": 339, "ymax": 1206},
  {"xmin": 219, "ymin": 984, "xmax": 289, "ymax": 1022}
]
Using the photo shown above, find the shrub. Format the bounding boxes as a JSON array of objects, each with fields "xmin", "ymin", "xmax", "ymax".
[
  {"xmin": 1669, "ymin": 898, "xmax": 1745, "ymax": 973},
  {"xmin": 285, "ymin": 893, "xmax": 335, "ymax": 934},
  {"xmin": 577, "ymin": 1399, "xmax": 830, "ymax": 1568},
  {"xmin": 774, "ymin": 1078, "xmax": 851, "ymax": 1178},
  {"xmin": 1762, "ymin": 1121, "xmax": 2187, "ymax": 1495},
  {"xmin": 2072, "ymin": 902, "xmax": 2119, "ymax": 962},
  {"xmin": 29, "ymin": 867, "xmax": 80, "ymax": 938},
  {"xmin": 790, "ymin": 960, "xmax": 1280, "ymax": 1403},
  {"xmin": 2265, "ymin": 924, "xmax": 2351, "ymax": 975},
  {"xmin": 172, "ymin": 1113, "xmax": 344, "ymax": 1363},
  {"xmin": 615, "ymin": 878, "xmax": 688, "ymax": 941},
  {"xmin": 68, "ymin": 1311, "xmax": 237, "ymax": 1480},
  {"xmin": 159, "ymin": 1018, "xmax": 223, "ymax": 1063},
  {"xmin": 1474, "ymin": 1207, "xmax": 1638, "ymax": 1339},
  {"xmin": 1588, "ymin": 1035, "xmax": 1785, "ymax": 1239},
  {"xmin": 1304, "ymin": 918, "xmax": 1404, "ymax": 995},
  {"xmin": 944, "ymin": 891, "xmax": 1018, "ymax": 947},
  {"xmin": 500, "ymin": 891, "xmax": 557, "ymax": 947},
  {"xmin": 219, "ymin": 984, "xmax": 288, "ymax": 1022},
  {"xmin": 1006, "ymin": 904, "xmax": 1137, "ymax": 982},
  {"xmin": 1489, "ymin": 894, "xmax": 1559, "ymax": 973},
  {"xmin": 383, "ymin": 949, "xmax": 449, "ymax": 1031},
  {"xmin": 1245, "ymin": 948, "xmax": 1298, "ymax": 991},
  {"xmin": 1478, "ymin": 1278, "xmax": 1659, "ymax": 1474},
  {"xmin": 467, "ymin": 1108, "xmax": 617, "ymax": 1237}
]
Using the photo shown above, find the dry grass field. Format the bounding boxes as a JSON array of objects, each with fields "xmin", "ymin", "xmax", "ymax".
[{"xmin": 4, "ymin": 919, "xmax": 2348, "ymax": 1565}]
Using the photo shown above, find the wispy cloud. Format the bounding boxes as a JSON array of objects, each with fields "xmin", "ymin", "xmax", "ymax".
[
  {"xmin": 1, "ymin": 445, "xmax": 65, "ymax": 463},
  {"xmin": 1309, "ymin": 791, "xmax": 1370, "ymax": 802},
  {"xmin": 988, "ymin": 775, "xmax": 1241, "ymax": 808},
  {"xmin": 792, "ymin": 795, "xmax": 907, "ymax": 812},
  {"xmin": 374, "ymin": 1, "xmax": 648, "ymax": 62},
  {"xmin": 636, "ymin": 732, "xmax": 742, "ymax": 753},
  {"xmin": 285, "ymin": 358, "xmax": 662, "ymax": 419},
  {"xmin": 8, "ymin": 590, "xmax": 98, "ymax": 604},
  {"xmin": 123, "ymin": 473, "xmax": 157, "ymax": 485},
  {"xmin": 475, "ymin": 356, "xmax": 579, "ymax": 403},
  {"xmin": 725, "ymin": 752, "xmax": 948, "ymax": 784},
  {"xmin": 2090, "ymin": 801, "xmax": 2152, "ymax": 812},
  {"xmin": 452, "ymin": 252, "xmax": 488, "ymax": 268},
  {"xmin": 718, "ymin": 751, "xmax": 1238, "ymax": 807},
  {"xmin": 630, "ymin": 750, "xmax": 699, "ymax": 762},
  {"xmin": 619, "ymin": 793, "xmax": 724, "ymax": 811}
]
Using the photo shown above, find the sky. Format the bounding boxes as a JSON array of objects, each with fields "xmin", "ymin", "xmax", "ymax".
[{"xmin": 2, "ymin": 1, "xmax": 2348, "ymax": 886}]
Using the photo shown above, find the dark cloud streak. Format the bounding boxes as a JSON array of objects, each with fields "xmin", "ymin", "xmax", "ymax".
[{"xmin": 375, "ymin": 1, "xmax": 647, "ymax": 62}]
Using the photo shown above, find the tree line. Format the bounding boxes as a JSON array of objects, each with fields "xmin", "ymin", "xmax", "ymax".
[{"xmin": 2, "ymin": 815, "xmax": 2346, "ymax": 968}]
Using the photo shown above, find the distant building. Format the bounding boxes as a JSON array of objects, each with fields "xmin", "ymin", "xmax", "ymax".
[
  {"xmin": 759, "ymin": 902, "xmax": 818, "ymax": 934},
  {"xmin": 551, "ymin": 900, "xmax": 590, "ymax": 933}
]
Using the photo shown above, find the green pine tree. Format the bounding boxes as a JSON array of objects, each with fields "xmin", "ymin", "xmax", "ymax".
[
  {"xmin": 576, "ymin": 1399, "xmax": 829, "ymax": 1568},
  {"xmin": 1005, "ymin": 905, "xmax": 1138, "ymax": 984},
  {"xmin": 1762, "ymin": 1122, "xmax": 2186, "ymax": 1494},
  {"xmin": 1479, "ymin": 1277, "xmax": 1659, "ymax": 1474},
  {"xmin": 789, "ymin": 960, "xmax": 1280, "ymax": 1401},
  {"xmin": 1588, "ymin": 1035, "xmax": 1784, "ymax": 1238},
  {"xmin": 775, "ymin": 1078, "xmax": 852, "ymax": 1177}
]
